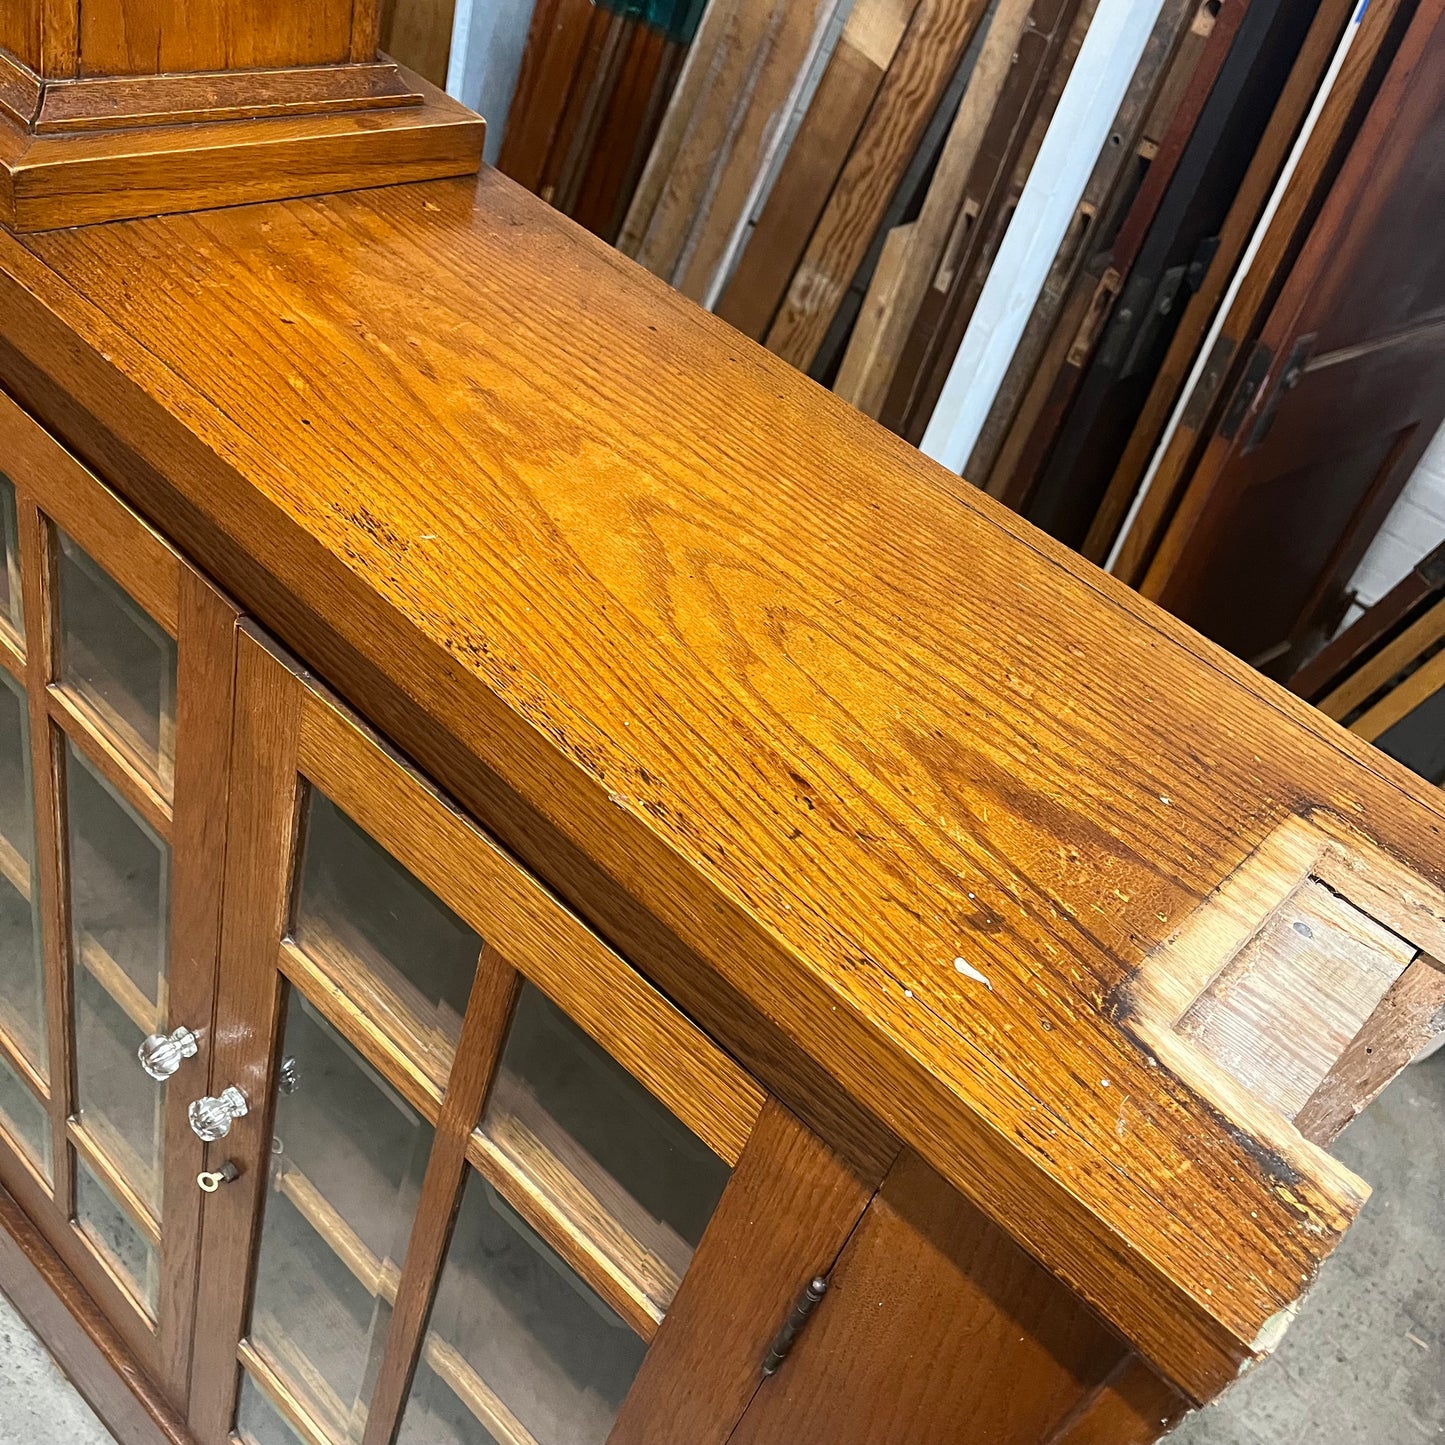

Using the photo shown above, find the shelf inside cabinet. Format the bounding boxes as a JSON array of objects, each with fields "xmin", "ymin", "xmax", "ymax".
[
  {"xmin": 259, "ymin": 1158, "xmax": 541, "ymax": 1445},
  {"xmin": 469, "ymin": 1068, "xmax": 690, "ymax": 1334}
]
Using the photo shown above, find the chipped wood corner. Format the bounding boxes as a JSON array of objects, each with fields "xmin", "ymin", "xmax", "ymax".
[
  {"xmin": 1115, "ymin": 814, "xmax": 1445, "ymax": 1364},
  {"xmin": 1113, "ymin": 808, "xmax": 1445, "ymax": 1370}
]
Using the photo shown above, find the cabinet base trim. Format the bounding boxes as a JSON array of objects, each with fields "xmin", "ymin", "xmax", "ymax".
[{"xmin": 0, "ymin": 1181, "xmax": 193, "ymax": 1445}]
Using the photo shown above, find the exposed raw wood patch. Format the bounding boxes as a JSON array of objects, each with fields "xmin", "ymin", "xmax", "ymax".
[{"xmin": 1177, "ymin": 878, "xmax": 1415, "ymax": 1120}]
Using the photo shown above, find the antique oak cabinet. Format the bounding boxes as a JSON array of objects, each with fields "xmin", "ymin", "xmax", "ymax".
[{"xmin": 0, "ymin": 7, "xmax": 1444, "ymax": 1445}]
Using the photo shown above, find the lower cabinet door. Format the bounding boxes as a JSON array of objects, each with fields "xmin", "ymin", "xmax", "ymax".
[
  {"xmin": 0, "ymin": 393, "xmax": 239, "ymax": 1405},
  {"xmin": 725, "ymin": 1150, "xmax": 1180, "ymax": 1445},
  {"xmin": 191, "ymin": 628, "xmax": 887, "ymax": 1445}
]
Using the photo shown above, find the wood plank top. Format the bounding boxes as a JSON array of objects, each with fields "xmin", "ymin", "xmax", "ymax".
[{"xmin": 4, "ymin": 169, "xmax": 1445, "ymax": 1400}]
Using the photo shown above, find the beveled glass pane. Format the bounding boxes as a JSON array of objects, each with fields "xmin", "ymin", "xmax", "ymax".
[
  {"xmin": 0, "ymin": 473, "xmax": 20, "ymax": 642},
  {"xmin": 55, "ymin": 527, "xmax": 177, "ymax": 789},
  {"xmin": 0, "ymin": 670, "xmax": 46, "ymax": 1074},
  {"xmin": 396, "ymin": 1174, "xmax": 647, "ymax": 1445},
  {"xmin": 67, "ymin": 739, "xmax": 169, "ymax": 1216},
  {"xmin": 293, "ymin": 789, "xmax": 482, "ymax": 1089},
  {"xmin": 235, "ymin": 1370, "xmax": 307, "ymax": 1445},
  {"xmin": 75, "ymin": 1152, "xmax": 157, "ymax": 1316},
  {"xmin": 250, "ymin": 990, "xmax": 432, "ymax": 1444},
  {"xmin": 479, "ymin": 984, "xmax": 730, "ymax": 1309},
  {"xmin": 73, "ymin": 968, "xmax": 163, "ymax": 1214},
  {"xmin": 0, "ymin": 1049, "xmax": 50, "ymax": 1182}
]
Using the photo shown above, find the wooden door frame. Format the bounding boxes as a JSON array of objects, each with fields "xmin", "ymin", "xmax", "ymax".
[
  {"xmin": 0, "ymin": 390, "xmax": 239, "ymax": 1406},
  {"xmin": 191, "ymin": 625, "xmax": 889, "ymax": 1445}
]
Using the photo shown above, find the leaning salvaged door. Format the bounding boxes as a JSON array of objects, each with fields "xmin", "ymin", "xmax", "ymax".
[
  {"xmin": 1140, "ymin": 0, "xmax": 1445, "ymax": 675},
  {"xmin": 192, "ymin": 625, "xmax": 888, "ymax": 1445},
  {"xmin": 0, "ymin": 391, "xmax": 239, "ymax": 1404}
]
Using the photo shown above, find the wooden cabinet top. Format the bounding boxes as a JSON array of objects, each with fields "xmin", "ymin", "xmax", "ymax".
[{"xmin": 2, "ymin": 168, "xmax": 1443, "ymax": 1403}]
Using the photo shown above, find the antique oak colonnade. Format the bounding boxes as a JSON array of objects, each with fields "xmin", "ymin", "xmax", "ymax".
[{"xmin": 0, "ymin": 2, "xmax": 1441, "ymax": 1443}]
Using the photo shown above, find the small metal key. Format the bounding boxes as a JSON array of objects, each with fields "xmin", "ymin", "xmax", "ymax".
[{"xmin": 197, "ymin": 1161, "xmax": 240, "ymax": 1192}]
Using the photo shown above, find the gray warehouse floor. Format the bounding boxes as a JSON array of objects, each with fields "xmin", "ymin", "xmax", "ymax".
[{"xmin": 0, "ymin": 1053, "xmax": 1439, "ymax": 1445}]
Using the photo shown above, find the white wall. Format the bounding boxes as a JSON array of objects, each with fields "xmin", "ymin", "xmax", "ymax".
[
  {"xmin": 1346, "ymin": 418, "xmax": 1445, "ymax": 616},
  {"xmin": 448, "ymin": 0, "xmax": 537, "ymax": 165}
]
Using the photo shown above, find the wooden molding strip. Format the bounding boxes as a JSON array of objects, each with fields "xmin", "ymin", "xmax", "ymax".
[
  {"xmin": 31, "ymin": 61, "xmax": 420, "ymax": 135},
  {"xmin": 0, "ymin": 48, "xmax": 43, "ymax": 130}
]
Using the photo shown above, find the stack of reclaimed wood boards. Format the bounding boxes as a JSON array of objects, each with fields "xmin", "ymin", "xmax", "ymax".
[{"xmin": 494, "ymin": 0, "xmax": 1432, "ymax": 622}]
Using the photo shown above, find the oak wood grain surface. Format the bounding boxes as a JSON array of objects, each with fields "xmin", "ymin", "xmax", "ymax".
[{"xmin": 4, "ymin": 168, "xmax": 1445, "ymax": 1401}]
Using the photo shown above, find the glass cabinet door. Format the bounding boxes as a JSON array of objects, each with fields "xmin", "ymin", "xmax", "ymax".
[
  {"xmin": 195, "ymin": 630, "xmax": 788, "ymax": 1445},
  {"xmin": 0, "ymin": 394, "xmax": 240, "ymax": 1405}
]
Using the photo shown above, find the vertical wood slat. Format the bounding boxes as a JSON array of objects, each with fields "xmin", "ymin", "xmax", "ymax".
[
  {"xmin": 714, "ymin": 0, "xmax": 920, "ymax": 339},
  {"xmin": 186, "ymin": 630, "xmax": 303, "ymax": 1445},
  {"xmin": 761, "ymin": 0, "xmax": 993, "ymax": 371},
  {"xmin": 496, "ymin": 0, "xmax": 597, "ymax": 193},
  {"xmin": 14, "ymin": 487, "xmax": 72, "ymax": 1218},
  {"xmin": 155, "ymin": 567, "xmax": 240, "ymax": 1398},
  {"xmin": 667, "ymin": 0, "xmax": 837, "ymax": 304},
  {"xmin": 360, "ymin": 946, "xmax": 522, "ymax": 1445},
  {"xmin": 832, "ymin": 0, "xmax": 1038, "ymax": 416},
  {"xmin": 39, "ymin": 0, "xmax": 79, "ymax": 78},
  {"xmin": 628, "ymin": 0, "xmax": 793, "ymax": 282},
  {"xmin": 608, "ymin": 1098, "xmax": 889, "ymax": 1445},
  {"xmin": 617, "ymin": 0, "xmax": 745, "ymax": 258}
]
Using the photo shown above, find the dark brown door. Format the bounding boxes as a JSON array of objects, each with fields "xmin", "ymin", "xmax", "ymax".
[{"xmin": 1141, "ymin": 0, "xmax": 1445, "ymax": 675}]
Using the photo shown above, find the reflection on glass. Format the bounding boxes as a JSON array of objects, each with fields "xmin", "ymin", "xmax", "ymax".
[
  {"xmin": 235, "ymin": 1370, "xmax": 307, "ymax": 1445},
  {"xmin": 75, "ymin": 1153, "xmax": 157, "ymax": 1315},
  {"xmin": 66, "ymin": 739, "xmax": 170, "ymax": 1216},
  {"xmin": 55, "ymin": 528, "xmax": 177, "ymax": 790},
  {"xmin": 294, "ymin": 790, "xmax": 481, "ymax": 1089},
  {"xmin": 250, "ymin": 990, "xmax": 432, "ymax": 1443},
  {"xmin": 397, "ymin": 1174, "xmax": 647, "ymax": 1445},
  {"xmin": 480, "ymin": 985, "xmax": 730, "ymax": 1311},
  {"xmin": 0, "ymin": 1049, "xmax": 50, "ymax": 1182},
  {"xmin": 0, "ymin": 670, "xmax": 45, "ymax": 1074},
  {"xmin": 0, "ymin": 474, "xmax": 20, "ymax": 642},
  {"xmin": 73, "ymin": 968, "xmax": 162, "ymax": 1214}
]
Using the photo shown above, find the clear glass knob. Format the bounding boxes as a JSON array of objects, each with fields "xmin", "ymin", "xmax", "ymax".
[
  {"xmin": 137, "ymin": 1025, "xmax": 199, "ymax": 1081},
  {"xmin": 188, "ymin": 1086, "xmax": 248, "ymax": 1142}
]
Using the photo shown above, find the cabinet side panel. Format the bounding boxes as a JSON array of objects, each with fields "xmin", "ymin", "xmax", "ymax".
[
  {"xmin": 729, "ymin": 1149, "xmax": 1126, "ymax": 1445},
  {"xmin": 0, "ymin": 2, "xmax": 42, "ymax": 70},
  {"xmin": 77, "ymin": 0, "xmax": 355, "ymax": 76}
]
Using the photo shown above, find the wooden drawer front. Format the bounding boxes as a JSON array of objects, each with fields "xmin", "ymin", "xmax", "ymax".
[
  {"xmin": 193, "ymin": 626, "xmax": 883, "ymax": 1445},
  {"xmin": 0, "ymin": 389, "xmax": 238, "ymax": 1408}
]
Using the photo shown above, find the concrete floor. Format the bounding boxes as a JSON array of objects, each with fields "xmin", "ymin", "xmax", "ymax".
[
  {"xmin": 0, "ymin": 1289, "xmax": 113, "ymax": 1444},
  {"xmin": 0, "ymin": 1054, "xmax": 1439, "ymax": 1445},
  {"xmin": 1169, "ymin": 1050, "xmax": 1445, "ymax": 1444}
]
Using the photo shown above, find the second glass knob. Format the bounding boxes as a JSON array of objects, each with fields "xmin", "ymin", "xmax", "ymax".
[{"xmin": 188, "ymin": 1086, "xmax": 248, "ymax": 1142}]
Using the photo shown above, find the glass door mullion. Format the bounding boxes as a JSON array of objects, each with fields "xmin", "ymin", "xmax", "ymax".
[
  {"xmin": 16, "ymin": 486, "xmax": 77, "ymax": 1226},
  {"xmin": 357, "ymin": 945, "xmax": 521, "ymax": 1445}
]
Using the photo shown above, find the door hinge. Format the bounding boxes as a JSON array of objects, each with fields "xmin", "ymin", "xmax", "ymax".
[
  {"xmin": 761, "ymin": 1275, "xmax": 829, "ymax": 1376},
  {"xmin": 1219, "ymin": 340, "xmax": 1274, "ymax": 440},
  {"xmin": 1244, "ymin": 332, "xmax": 1316, "ymax": 452},
  {"xmin": 1180, "ymin": 334, "xmax": 1237, "ymax": 431}
]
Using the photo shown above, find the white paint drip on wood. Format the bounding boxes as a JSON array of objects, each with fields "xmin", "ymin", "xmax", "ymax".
[{"xmin": 954, "ymin": 956, "xmax": 992, "ymax": 989}]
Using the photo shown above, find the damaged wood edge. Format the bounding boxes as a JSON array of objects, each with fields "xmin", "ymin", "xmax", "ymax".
[{"xmin": 1114, "ymin": 807, "xmax": 1445, "ymax": 1371}]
